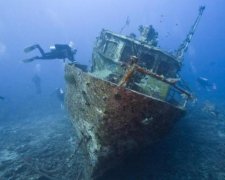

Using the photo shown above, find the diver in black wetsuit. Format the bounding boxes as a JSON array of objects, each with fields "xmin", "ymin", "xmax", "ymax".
[
  {"xmin": 32, "ymin": 74, "xmax": 42, "ymax": 94},
  {"xmin": 23, "ymin": 44, "xmax": 77, "ymax": 63}
]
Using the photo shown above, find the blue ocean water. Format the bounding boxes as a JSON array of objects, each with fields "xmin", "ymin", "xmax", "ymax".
[{"xmin": 0, "ymin": 0, "xmax": 225, "ymax": 179}]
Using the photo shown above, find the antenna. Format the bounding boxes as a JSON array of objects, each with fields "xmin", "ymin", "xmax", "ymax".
[
  {"xmin": 120, "ymin": 16, "xmax": 130, "ymax": 33},
  {"xmin": 175, "ymin": 6, "xmax": 205, "ymax": 62}
]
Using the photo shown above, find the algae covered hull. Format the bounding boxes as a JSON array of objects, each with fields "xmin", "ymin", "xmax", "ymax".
[
  {"xmin": 65, "ymin": 64, "xmax": 185, "ymax": 179},
  {"xmin": 64, "ymin": 6, "xmax": 205, "ymax": 179}
]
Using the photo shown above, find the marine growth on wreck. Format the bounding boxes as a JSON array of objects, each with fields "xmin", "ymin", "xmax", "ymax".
[
  {"xmin": 91, "ymin": 25, "xmax": 191, "ymax": 108},
  {"xmin": 64, "ymin": 6, "xmax": 205, "ymax": 180}
]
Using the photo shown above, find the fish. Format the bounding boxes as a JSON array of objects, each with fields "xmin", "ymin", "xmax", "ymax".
[{"xmin": 0, "ymin": 96, "xmax": 5, "ymax": 100}]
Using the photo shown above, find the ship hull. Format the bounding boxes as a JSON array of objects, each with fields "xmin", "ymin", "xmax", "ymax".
[{"xmin": 65, "ymin": 64, "xmax": 185, "ymax": 179}]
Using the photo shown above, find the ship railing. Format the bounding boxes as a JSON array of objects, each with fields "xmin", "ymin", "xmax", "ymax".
[
  {"xmin": 166, "ymin": 86, "xmax": 189, "ymax": 108},
  {"xmin": 118, "ymin": 57, "xmax": 192, "ymax": 108}
]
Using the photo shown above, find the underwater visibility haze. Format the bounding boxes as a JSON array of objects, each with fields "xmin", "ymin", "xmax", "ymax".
[{"xmin": 0, "ymin": 0, "xmax": 225, "ymax": 179}]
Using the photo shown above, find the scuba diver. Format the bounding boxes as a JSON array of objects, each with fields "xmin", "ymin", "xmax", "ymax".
[
  {"xmin": 55, "ymin": 88, "xmax": 64, "ymax": 102},
  {"xmin": 197, "ymin": 77, "xmax": 216, "ymax": 91},
  {"xmin": 53, "ymin": 88, "xmax": 65, "ymax": 109},
  {"xmin": 32, "ymin": 74, "xmax": 42, "ymax": 94},
  {"xmin": 22, "ymin": 43, "xmax": 77, "ymax": 63},
  {"xmin": 138, "ymin": 25, "xmax": 158, "ymax": 46}
]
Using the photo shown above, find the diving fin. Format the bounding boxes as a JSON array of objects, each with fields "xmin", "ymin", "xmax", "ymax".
[
  {"xmin": 22, "ymin": 58, "xmax": 35, "ymax": 63},
  {"xmin": 24, "ymin": 45, "xmax": 38, "ymax": 53}
]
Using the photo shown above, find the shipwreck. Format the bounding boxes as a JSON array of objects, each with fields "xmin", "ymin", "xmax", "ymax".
[{"xmin": 65, "ymin": 6, "xmax": 205, "ymax": 179}]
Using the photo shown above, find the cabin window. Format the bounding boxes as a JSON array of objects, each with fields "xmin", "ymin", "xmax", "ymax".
[
  {"xmin": 104, "ymin": 41, "xmax": 118, "ymax": 59},
  {"xmin": 157, "ymin": 61, "xmax": 175, "ymax": 77},
  {"xmin": 140, "ymin": 54, "xmax": 155, "ymax": 69},
  {"xmin": 121, "ymin": 45, "xmax": 133, "ymax": 62}
]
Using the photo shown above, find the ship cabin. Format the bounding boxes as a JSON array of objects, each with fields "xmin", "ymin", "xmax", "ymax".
[{"xmin": 91, "ymin": 29, "xmax": 189, "ymax": 108}]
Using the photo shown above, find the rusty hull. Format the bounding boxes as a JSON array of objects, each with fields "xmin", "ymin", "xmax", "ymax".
[{"xmin": 65, "ymin": 64, "xmax": 185, "ymax": 179}]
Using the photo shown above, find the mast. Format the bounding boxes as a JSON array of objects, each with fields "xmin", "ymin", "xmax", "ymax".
[{"xmin": 175, "ymin": 6, "xmax": 205, "ymax": 62}]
